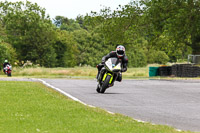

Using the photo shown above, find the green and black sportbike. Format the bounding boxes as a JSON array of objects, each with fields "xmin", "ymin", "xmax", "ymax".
[{"xmin": 96, "ymin": 57, "xmax": 122, "ymax": 93}]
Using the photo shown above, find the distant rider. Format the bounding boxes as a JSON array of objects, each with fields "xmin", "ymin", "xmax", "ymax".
[
  {"xmin": 96, "ymin": 45, "xmax": 128, "ymax": 82},
  {"xmin": 3, "ymin": 60, "xmax": 10, "ymax": 73}
]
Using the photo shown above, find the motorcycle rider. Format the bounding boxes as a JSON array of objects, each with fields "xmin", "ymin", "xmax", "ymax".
[
  {"xmin": 3, "ymin": 60, "xmax": 10, "ymax": 73},
  {"xmin": 96, "ymin": 45, "xmax": 128, "ymax": 82}
]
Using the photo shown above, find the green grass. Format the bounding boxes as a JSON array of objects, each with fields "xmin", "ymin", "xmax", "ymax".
[
  {"xmin": 0, "ymin": 81, "xmax": 192, "ymax": 133},
  {"xmin": 0, "ymin": 66, "xmax": 149, "ymax": 79}
]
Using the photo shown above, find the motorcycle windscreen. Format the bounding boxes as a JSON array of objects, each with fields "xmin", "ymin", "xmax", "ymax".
[{"xmin": 105, "ymin": 58, "xmax": 121, "ymax": 72}]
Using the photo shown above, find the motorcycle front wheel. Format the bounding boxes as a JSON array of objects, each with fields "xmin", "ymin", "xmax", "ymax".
[
  {"xmin": 100, "ymin": 75, "xmax": 111, "ymax": 93},
  {"xmin": 96, "ymin": 84, "xmax": 100, "ymax": 93},
  {"xmin": 7, "ymin": 72, "xmax": 11, "ymax": 77}
]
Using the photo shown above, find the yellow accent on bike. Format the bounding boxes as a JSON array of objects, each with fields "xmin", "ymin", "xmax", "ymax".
[
  {"xmin": 114, "ymin": 65, "xmax": 121, "ymax": 69},
  {"xmin": 109, "ymin": 75, "xmax": 113, "ymax": 84},
  {"xmin": 102, "ymin": 73, "xmax": 113, "ymax": 84},
  {"xmin": 102, "ymin": 73, "xmax": 107, "ymax": 81}
]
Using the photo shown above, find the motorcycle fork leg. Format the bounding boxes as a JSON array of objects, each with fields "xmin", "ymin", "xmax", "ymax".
[{"xmin": 98, "ymin": 69, "xmax": 105, "ymax": 81}]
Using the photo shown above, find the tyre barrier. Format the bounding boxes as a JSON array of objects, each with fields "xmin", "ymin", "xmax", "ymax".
[
  {"xmin": 158, "ymin": 66, "xmax": 172, "ymax": 76},
  {"xmin": 149, "ymin": 64, "xmax": 200, "ymax": 77}
]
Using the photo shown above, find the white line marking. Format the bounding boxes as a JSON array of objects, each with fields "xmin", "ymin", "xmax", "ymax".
[
  {"xmin": 107, "ymin": 111, "xmax": 115, "ymax": 115},
  {"xmin": 37, "ymin": 78, "xmax": 183, "ymax": 132},
  {"xmin": 37, "ymin": 79, "xmax": 87, "ymax": 105},
  {"xmin": 87, "ymin": 105, "xmax": 96, "ymax": 108},
  {"xmin": 134, "ymin": 119, "xmax": 146, "ymax": 123},
  {"xmin": 175, "ymin": 129, "xmax": 182, "ymax": 132},
  {"xmin": 37, "ymin": 79, "xmax": 115, "ymax": 114}
]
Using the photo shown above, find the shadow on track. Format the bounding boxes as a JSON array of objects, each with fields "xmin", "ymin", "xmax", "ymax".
[{"xmin": 92, "ymin": 92, "xmax": 125, "ymax": 95}]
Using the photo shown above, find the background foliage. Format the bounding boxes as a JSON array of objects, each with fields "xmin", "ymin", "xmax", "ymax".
[{"xmin": 1, "ymin": 0, "xmax": 199, "ymax": 68}]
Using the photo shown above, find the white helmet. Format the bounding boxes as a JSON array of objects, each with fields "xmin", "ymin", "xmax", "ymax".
[{"xmin": 116, "ymin": 45, "xmax": 125, "ymax": 57}]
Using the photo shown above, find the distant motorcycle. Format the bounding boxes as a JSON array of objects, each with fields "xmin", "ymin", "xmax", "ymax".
[
  {"xmin": 96, "ymin": 57, "xmax": 122, "ymax": 93},
  {"xmin": 4, "ymin": 64, "xmax": 12, "ymax": 77}
]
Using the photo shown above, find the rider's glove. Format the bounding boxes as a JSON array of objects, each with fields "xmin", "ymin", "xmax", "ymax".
[
  {"xmin": 101, "ymin": 61, "xmax": 105, "ymax": 64},
  {"xmin": 121, "ymin": 68, "xmax": 127, "ymax": 72}
]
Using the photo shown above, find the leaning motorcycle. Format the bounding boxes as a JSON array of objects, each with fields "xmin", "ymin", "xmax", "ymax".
[
  {"xmin": 4, "ymin": 64, "xmax": 12, "ymax": 77},
  {"xmin": 96, "ymin": 57, "xmax": 122, "ymax": 93}
]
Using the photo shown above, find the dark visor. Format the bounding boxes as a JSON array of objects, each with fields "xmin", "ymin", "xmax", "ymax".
[{"xmin": 117, "ymin": 50, "xmax": 124, "ymax": 55}]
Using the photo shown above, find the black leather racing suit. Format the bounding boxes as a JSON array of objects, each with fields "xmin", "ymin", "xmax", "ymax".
[
  {"xmin": 3, "ymin": 62, "xmax": 10, "ymax": 68},
  {"xmin": 97, "ymin": 51, "xmax": 128, "ymax": 81}
]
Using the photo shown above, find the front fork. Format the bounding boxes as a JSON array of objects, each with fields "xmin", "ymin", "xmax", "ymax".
[
  {"xmin": 101, "ymin": 72, "xmax": 117, "ymax": 86},
  {"xmin": 97, "ymin": 68, "xmax": 105, "ymax": 82},
  {"xmin": 98, "ymin": 67, "xmax": 117, "ymax": 85},
  {"xmin": 102, "ymin": 73, "xmax": 113, "ymax": 83}
]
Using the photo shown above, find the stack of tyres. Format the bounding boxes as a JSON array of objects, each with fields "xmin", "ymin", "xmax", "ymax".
[
  {"xmin": 180, "ymin": 64, "xmax": 194, "ymax": 77},
  {"xmin": 171, "ymin": 64, "xmax": 178, "ymax": 77},
  {"xmin": 180, "ymin": 64, "xmax": 190, "ymax": 77},
  {"xmin": 171, "ymin": 64, "xmax": 200, "ymax": 77},
  {"xmin": 189, "ymin": 66, "xmax": 200, "ymax": 77},
  {"xmin": 168, "ymin": 66, "xmax": 172, "ymax": 76},
  {"xmin": 150, "ymin": 64, "xmax": 200, "ymax": 77},
  {"xmin": 158, "ymin": 66, "xmax": 172, "ymax": 76}
]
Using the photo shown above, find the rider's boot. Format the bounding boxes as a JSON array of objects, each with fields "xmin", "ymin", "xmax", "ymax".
[{"xmin": 116, "ymin": 72, "xmax": 122, "ymax": 82}]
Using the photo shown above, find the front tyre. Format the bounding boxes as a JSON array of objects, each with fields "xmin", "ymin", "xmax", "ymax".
[
  {"xmin": 7, "ymin": 72, "xmax": 11, "ymax": 77},
  {"xmin": 96, "ymin": 84, "xmax": 100, "ymax": 93},
  {"xmin": 100, "ymin": 75, "xmax": 111, "ymax": 93}
]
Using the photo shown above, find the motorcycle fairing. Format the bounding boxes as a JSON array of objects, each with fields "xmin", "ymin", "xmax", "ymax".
[
  {"xmin": 105, "ymin": 58, "xmax": 121, "ymax": 72},
  {"xmin": 113, "ymin": 63, "xmax": 121, "ymax": 70}
]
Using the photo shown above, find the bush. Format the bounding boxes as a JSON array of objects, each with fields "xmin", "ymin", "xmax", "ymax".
[
  {"xmin": 147, "ymin": 50, "xmax": 169, "ymax": 64},
  {"xmin": 0, "ymin": 42, "xmax": 17, "ymax": 67},
  {"xmin": 126, "ymin": 48, "xmax": 147, "ymax": 67},
  {"xmin": 38, "ymin": 46, "xmax": 57, "ymax": 68}
]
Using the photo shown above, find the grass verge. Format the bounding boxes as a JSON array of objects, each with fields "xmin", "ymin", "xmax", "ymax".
[
  {"xmin": 1, "ymin": 66, "xmax": 200, "ymax": 80},
  {"xmin": 0, "ymin": 81, "xmax": 192, "ymax": 133},
  {"xmin": 0, "ymin": 66, "xmax": 149, "ymax": 79},
  {"xmin": 1, "ymin": 66, "xmax": 199, "ymax": 80}
]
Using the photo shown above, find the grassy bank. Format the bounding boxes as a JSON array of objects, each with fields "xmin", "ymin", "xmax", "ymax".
[
  {"xmin": 0, "ymin": 81, "xmax": 191, "ymax": 133},
  {"xmin": 1, "ymin": 66, "xmax": 199, "ymax": 80},
  {"xmin": 0, "ymin": 66, "xmax": 149, "ymax": 79}
]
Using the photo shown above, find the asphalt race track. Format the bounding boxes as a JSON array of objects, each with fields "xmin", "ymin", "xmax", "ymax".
[{"xmin": 41, "ymin": 78, "xmax": 200, "ymax": 132}]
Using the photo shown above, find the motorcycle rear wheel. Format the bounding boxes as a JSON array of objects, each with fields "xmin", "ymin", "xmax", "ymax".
[{"xmin": 100, "ymin": 75, "xmax": 111, "ymax": 93}]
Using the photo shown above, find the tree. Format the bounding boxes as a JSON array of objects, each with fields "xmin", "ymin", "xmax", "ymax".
[
  {"xmin": 85, "ymin": 3, "xmax": 141, "ymax": 44},
  {"xmin": 0, "ymin": 1, "xmax": 57, "ymax": 67},
  {"xmin": 53, "ymin": 29, "xmax": 78, "ymax": 67},
  {"xmin": 0, "ymin": 21, "xmax": 6, "ymax": 41},
  {"xmin": 0, "ymin": 42, "xmax": 17, "ymax": 66},
  {"xmin": 0, "ymin": 22, "xmax": 17, "ymax": 66},
  {"xmin": 73, "ymin": 28, "xmax": 110, "ymax": 67},
  {"xmin": 84, "ymin": 2, "xmax": 151, "ymax": 66},
  {"xmin": 54, "ymin": 16, "xmax": 81, "ymax": 31},
  {"xmin": 53, "ymin": 16, "xmax": 69, "ymax": 27},
  {"xmin": 142, "ymin": 0, "xmax": 200, "ymax": 54}
]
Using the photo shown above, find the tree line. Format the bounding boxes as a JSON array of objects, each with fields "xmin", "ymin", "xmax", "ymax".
[{"xmin": 0, "ymin": 0, "xmax": 199, "ymax": 68}]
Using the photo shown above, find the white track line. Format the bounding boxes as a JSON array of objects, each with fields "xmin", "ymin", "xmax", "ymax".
[
  {"xmin": 37, "ymin": 79, "xmax": 145, "ymax": 116},
  {"xmin": 38, "ymin": 79, "xmax": 111, "ymax": 111},
  {"xmin": 37, "ymin": 78, "xmax": 182, "ymax": 132},
  {"xmin": 37, "ymin": 79, "xmax": 87, "ymax": 105}
]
